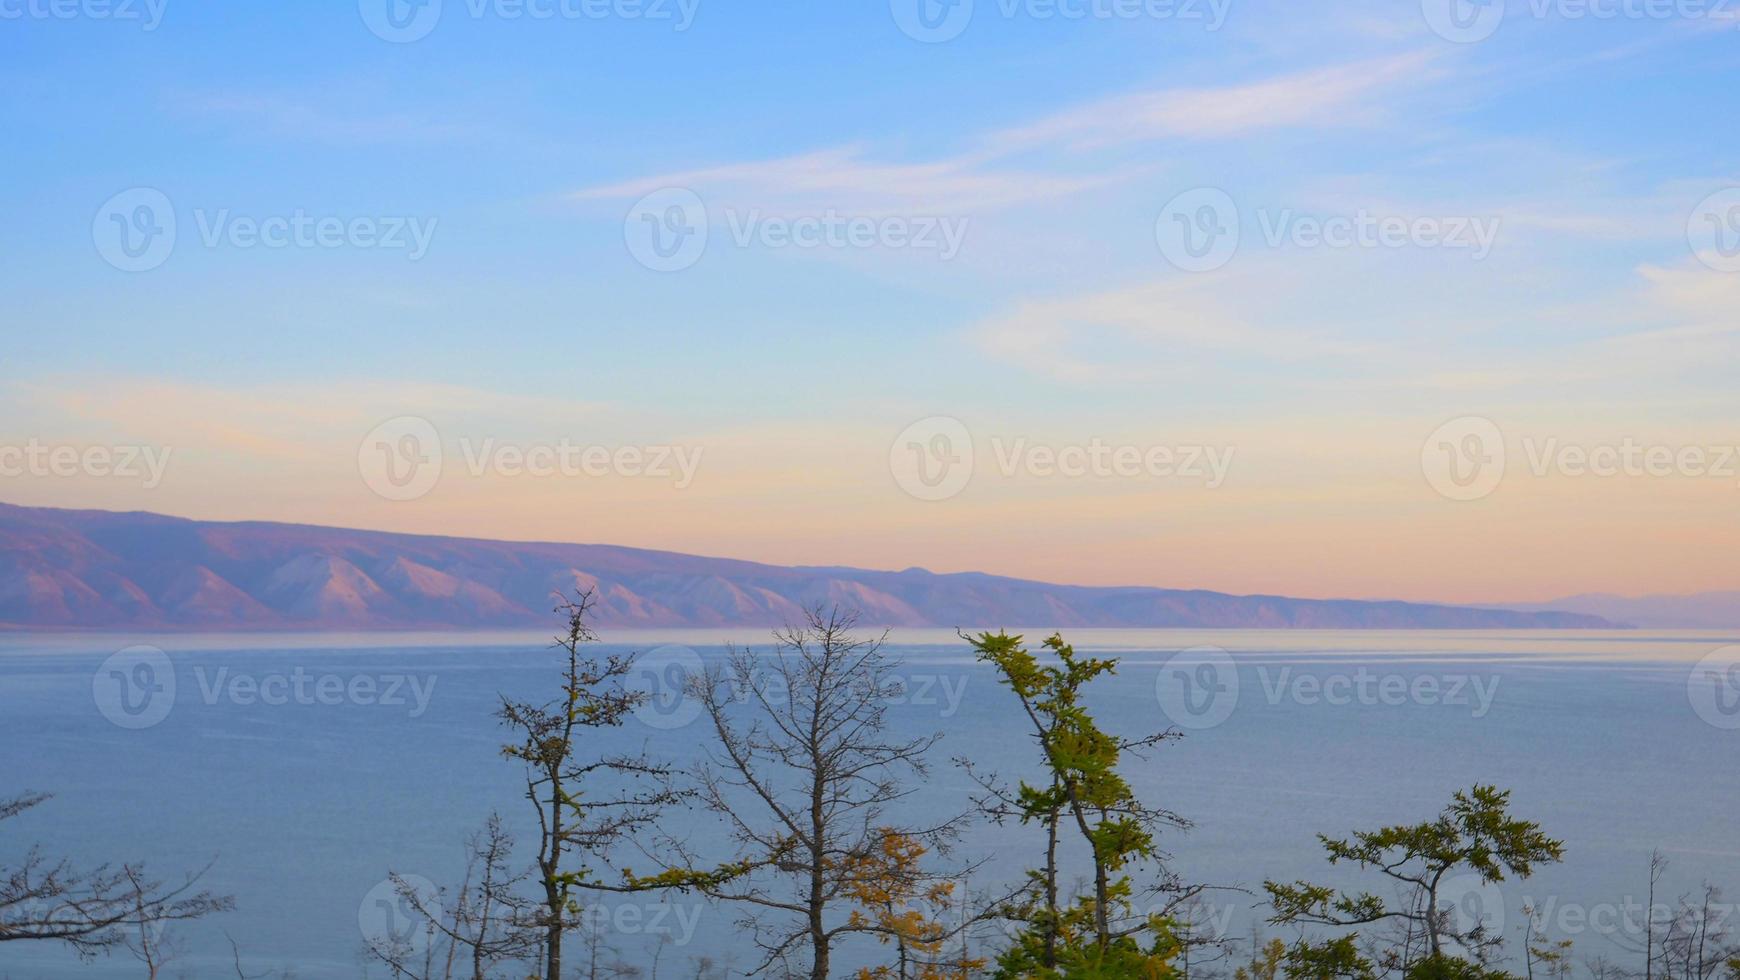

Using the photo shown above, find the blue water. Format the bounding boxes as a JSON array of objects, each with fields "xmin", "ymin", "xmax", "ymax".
[{"xmin": 1, "ymin": 629, "xmax": 1735, "ymax": 978}]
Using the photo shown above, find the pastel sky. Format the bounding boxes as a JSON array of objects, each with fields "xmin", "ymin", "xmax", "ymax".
[{"xmin": 2, "ymin": 1, "xmax": 1737, "ymax": 604}]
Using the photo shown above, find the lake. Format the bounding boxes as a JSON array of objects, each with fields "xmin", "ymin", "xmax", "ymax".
[{"xmin": 2, "ymin": 629, "xmax": 1736, "ymax": 978}]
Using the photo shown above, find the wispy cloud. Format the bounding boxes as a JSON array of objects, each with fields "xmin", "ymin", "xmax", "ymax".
[
  {"xmin": 967, "ymin": 262, "xmax": 1388, "ymax": 385},
  {"xmin": 570, "ymin": 52, "xmax": 1449, "ymax": 215},
  {"xmin": 982, "ymin": 51, "xmax": 1445, "ymax": 151}
]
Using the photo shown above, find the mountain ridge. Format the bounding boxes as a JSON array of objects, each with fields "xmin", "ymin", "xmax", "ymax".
[
  {"xmin": 0, "ymin": 502, "xmax": 1621, "ymax": 631},
  {"xmin": 1502, "ymin": 591, "xmax": 1740, "ymax": 629}
]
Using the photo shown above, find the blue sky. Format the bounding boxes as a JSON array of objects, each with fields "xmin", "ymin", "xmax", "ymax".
[{"xmin": 2, "ymin": 1, "xmax": 1738, "ymax": 602}]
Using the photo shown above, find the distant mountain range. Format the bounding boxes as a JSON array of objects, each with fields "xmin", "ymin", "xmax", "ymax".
[
  {"xmin": 1501, "ymin": 592, "xmax": 1740, "ymax": 629},
  {"xmin": 0, "ymin": 502, "xmax": 1624, "ymax": 631}
]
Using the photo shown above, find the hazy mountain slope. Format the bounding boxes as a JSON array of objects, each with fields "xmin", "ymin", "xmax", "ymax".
[
  {"xmin": 0, "ymin": 503, "xmax": 1619, "ymax": 630},
  {"xmin": 1509, "ymin": 592, "xmax": 1740, "ymax": 629}
]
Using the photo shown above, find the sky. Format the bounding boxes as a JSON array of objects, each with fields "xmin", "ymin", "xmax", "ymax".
[{"xmin": 1, "ymin": 0, "xmax": 1737, "ymax": 604}]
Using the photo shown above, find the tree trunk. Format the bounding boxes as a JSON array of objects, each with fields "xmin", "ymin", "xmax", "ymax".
[
  {"xmin": 546, "ymin": 775, "xmax": 564, "ymax": 980},
  {"xmin": 1043, "ymin": 808, "xmax": 1060, "ymax": 968}
]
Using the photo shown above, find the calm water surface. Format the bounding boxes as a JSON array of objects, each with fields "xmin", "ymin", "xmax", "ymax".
[{"xmin": 1, "ymin": 629, "xmax": 1735, "ymax": 978}]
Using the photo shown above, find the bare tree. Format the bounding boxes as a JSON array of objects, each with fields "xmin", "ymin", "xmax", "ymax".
[
  {"xmin": 497, "ymin": 591, "xmax": 684, "ymax": 980},
  {"xmin": 646, "ymin": 606, "xmax": 965, "ymax": 980},
  {"xmin": 226, "ymin": 933, "xmax": 299, "ymax": 979},
  {"xmin": 365, "ymin": 814, "xmax": 539, "ymax": 979},
  {"xmin": 1658, "ymin": 884, "xmax": 1737, "ymax": 980},
  {"xmin": 122, "ymin": 864, "xmax": 189, "ymax": 979},
  {"xmin": 1612, "ymin": 850, "xmax": 1672, "ymax": 980},
  {"xmin": 0, "ymin": 792, "xmax": 233, "ymax": 956}
]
